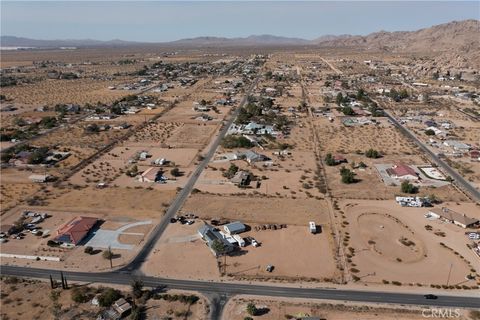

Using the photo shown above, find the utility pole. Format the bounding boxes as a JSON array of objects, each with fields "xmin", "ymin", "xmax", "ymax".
[{"xmin": 108, "ymin": 246, "xmax": 113, "ymax": 269}]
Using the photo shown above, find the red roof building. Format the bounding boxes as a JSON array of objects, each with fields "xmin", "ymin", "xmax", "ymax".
[
  {"xmin": 54, "ymin": 216, "xmax": 98, "ymax": 245},
  {"xmin": 386, "ymin": 164, "xmax": 419, "ymax": 180}
]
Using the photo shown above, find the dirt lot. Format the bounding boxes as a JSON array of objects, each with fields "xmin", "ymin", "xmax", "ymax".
[
  {"xmin": 142, "ymin": 220, "xmax": 338, "ymax": 282},
  {"xmin": 340, "ymin": 200, "xmax": 480, "ymax": 286},
  {"xmin": 199, "ymin": 149, "xmax": 323, "ymax": 199},
  {"xmin": 223, "ymin": 296, "xmax": 478, "ymax": 320},
  {"xmin": 182, "ymin": 194, "xmax": 330, "ymax": 226},
  {"xmin": 1, "ymin": 79, "xmax": 128, "ymax": 105},
  {"xmin": 43, "ymin": 186, "xmax": 176, "ymax": 218}
]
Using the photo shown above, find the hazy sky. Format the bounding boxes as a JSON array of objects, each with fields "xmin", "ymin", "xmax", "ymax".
[{"xmin": 1, "ymin": 1, "xmax": 479, "ymax": 41}]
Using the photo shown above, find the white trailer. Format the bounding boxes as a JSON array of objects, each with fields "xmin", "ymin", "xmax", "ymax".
[
  {"xmin": 232, "ymin": 234, "xmax": 245, "ymax": 247},
  {"xmin": 309, "ymin": 221, "xmax": 316, "ymax": 234}
]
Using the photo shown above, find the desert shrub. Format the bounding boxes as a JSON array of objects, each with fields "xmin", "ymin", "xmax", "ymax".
[{"xmin": 98, "ymin": 288, "xmax": 121, "ymax": 307}]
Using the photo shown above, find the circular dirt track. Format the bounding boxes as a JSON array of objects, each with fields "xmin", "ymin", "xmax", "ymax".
[{"xmin": 357, "ymin": 212, "xmax": 426, "ymax": 263}]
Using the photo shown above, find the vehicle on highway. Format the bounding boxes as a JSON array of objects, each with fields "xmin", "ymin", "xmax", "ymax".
[{"xmin": 424, "ymin": 294, "xmax": 438, "ymax": 299}]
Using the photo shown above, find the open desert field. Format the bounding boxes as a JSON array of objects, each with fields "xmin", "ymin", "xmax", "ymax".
[
  {"xmin": 182, "ymin": 194, "xmax": 330, "ymax": 226},
  {"xmin": 41, "ymin": 186, "xmax": 175, "ymax": 218},
  {"xmin": 314, "ymin": 117, "xmax": 420, "ymax": 156},
  {"xmin": 1, "ymin": 79, "xmax": 129, "ymax": 105},
  {"xmin": 339, "ymin": 200, "xmax": 479, "ymax": 287}
]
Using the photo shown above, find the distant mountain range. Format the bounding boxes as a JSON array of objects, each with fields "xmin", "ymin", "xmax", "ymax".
[{"xmin": 1, "ymin": 19, "xmax": 478, "ymax": 52}]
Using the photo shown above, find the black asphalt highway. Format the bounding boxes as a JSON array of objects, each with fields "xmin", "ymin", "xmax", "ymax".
[
  {"xmin": 1, "ymin": 266, "xmax": 479, "ymax": 309},
  {"xmin": 121, "ymin": 76, "xmax": 260, "ymax": 271},
  {"xmin": 384, "ymin": 110, "xmax": 480, "ymax": 203}
]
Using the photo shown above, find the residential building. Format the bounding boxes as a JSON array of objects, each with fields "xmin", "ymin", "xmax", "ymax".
[
  {"xmin": 428, "ymin": 208, "xmax": 479, "ymax": 228},
  {"xmin": 231, "ymin": 170, "xmax": 250, "ymax": 186},
  {"xmin": 198, "ymin": 224, "xmax": 235, "ymax": 256},
  {"xmin": 386, "ymin": 164, "xmax": 419, "ymax": 180},
  {"xmin": 54, "ymin": 216, "xmax": 99, "ymax": 245}
]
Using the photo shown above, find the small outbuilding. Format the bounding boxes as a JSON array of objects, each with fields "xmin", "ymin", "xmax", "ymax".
[{"xmin": 223, "ymin": 221, "xmax": 246, "ymax": 235}]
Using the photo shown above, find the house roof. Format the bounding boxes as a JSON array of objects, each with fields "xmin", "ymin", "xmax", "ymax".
[
  {"xmin": 54, "ymin": 216, "xmax": 98, "ymax": 245},
  {"xmin": 141, "ymin": 167, "xmax": 159, "ymax": 181},
  {"xmin": 388, "ymin": 164, "xmax": 417, "ymax": 177},
  {"xmin": 231, "ymin": 170, "xmax": 250, "ymax": 184},
  {"xmin": 429, "ymin": 208, "xmax": 479, "ymax": 226}
]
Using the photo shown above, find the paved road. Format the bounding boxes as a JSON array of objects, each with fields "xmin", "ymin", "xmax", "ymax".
[
  {"xmin": 122, "ymin": 76, "xmax": 260, "ymax": 271},
  {"xmin": 384, "ymin": 110, "xmax": 480, "ymax": 203},
  {"xmin": 1, "ymin": 265, "xmax": 479, "ymax": 309}
]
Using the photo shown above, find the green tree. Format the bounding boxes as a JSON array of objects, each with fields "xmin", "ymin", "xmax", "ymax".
[
  {"xmin": 401, "ymin": 181, "xmax": 418, "ymax": 194},
  {"xmin": 84, "ymin": 246, "xmax": 94, "ymax": 255},
  {"xmin": 170, "ymin": 167, "xmax": 181, "ymax": 177},
  {"xmin": 356, "ymin": 88, "xmax": 366, "ymax": 100},
  {"xmin": 425, "ymin": 129, "xmax": 435, "ymax": 136},
  {"xmin": 210, "ymin": 239, "xmax": 225, "ymax": 256},
  {"xmin": 342, "ymin": 106, "xmax": 354, "ymax": 116},
  {"xmin": 71, "ymin": 286, "xmax": 91, "ymax": 303},
  {"xmin": 340, "ymin": 167, "xmax": 356, "ymax": 184},
  {"xmin": 246, "ymin": 303, "xmax": 258, "ymax": 316},
  {"xmin": 325, "ymin": 153, "xmax": 336, "ymax": 166},
  {"xmin": 28, "ymin": 147, "xmax": 49, "ymax": 164},
  {"xmin": 365, "ymin": 148, "xmax": 380, "ymax": 159},
  {"xmin": 98, "ymin": 288, "xmax": 121, "ymax": 307},
  {"xmin": 336, "ymin": 93, "xmax": 344, "ymax": 106},
  {"xmin": 223, "ymin": 163, "xmax": 239, "ymax": 179}
]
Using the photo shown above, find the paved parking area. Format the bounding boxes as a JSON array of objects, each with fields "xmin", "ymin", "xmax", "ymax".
[{"xmin": 85, "ymin": 220, "xmax": 152, "ymax": 250}]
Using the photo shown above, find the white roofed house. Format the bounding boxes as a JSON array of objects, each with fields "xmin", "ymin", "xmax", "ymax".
[
  {"xmin": 239, "ymin": 150, "xmax": 270, "ymax": 164},
  {"xmin": 443, "ymin": 140, "xmax": 470, "ymax": 153}
]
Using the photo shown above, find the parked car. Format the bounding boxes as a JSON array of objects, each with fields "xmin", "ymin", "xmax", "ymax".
[
  {"xmin": 251, "ymin": 239, "xmax": 259, "ymax": 247},
  {"xmin": 170, "ymin": 218, "xmax": 177, "ymax": 223},
  {"xmin": 186, "ymin": 220, "xmax": 195, "ymax": 225},
  {"xmin": 266, "ymin": 265, "xmax": 274, "ymax": 272},
  {"xmin": 468, "ymin": 233, "xmax": 480, "ymax": 240}
]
